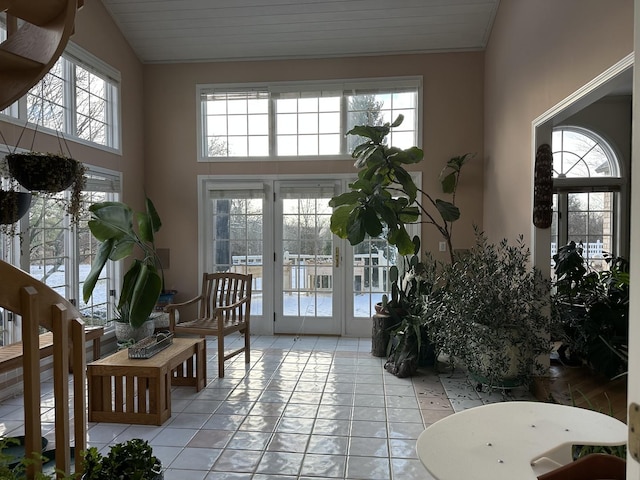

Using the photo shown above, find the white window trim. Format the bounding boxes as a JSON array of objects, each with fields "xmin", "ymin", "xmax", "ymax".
[
  {"xmin": 196, "ymin": 76, "xmax": 423, "ymax": 162},
  {"xmin": 0, "ymin": 42, "xmax": 122, "ymax": 155}
]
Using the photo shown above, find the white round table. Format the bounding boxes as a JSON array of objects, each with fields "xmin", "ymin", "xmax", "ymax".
[{"xmin": 416, "ymin": 401, "xmax": 627, "ymax": 480}]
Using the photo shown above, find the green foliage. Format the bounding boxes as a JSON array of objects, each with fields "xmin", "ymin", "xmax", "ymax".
[
  {"xmin": 81, "ymin": 439, "xmax": 162, "ymax": 480},
  {"xmin": 425, "ymin": 228, "xmax": 551, "ymax": 388},
  {"xmin": 551, "ymin": 241, "xmax": 629, "ymax": 378},
  {"xmin": 0, "ymin": 437, "xmax": 74, "ymax": 480},
  {"xmin": 328, "ymin": 114, "xmax": 473, "ymax": 261},
  {"xmin": 82, "ymin": 198, "xmax": 163, "ymax": 328},
  {"xmin": 382, "ymin": 237, "xmax": 439, "ymax": 377}
]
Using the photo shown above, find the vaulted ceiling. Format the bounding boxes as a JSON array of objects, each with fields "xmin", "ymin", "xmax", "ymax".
[{"xmin": 100, "ymin": 0, "xmax": 501, "ymax": 64}]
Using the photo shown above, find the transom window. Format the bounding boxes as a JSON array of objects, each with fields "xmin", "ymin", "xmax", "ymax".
[
  {"xmin": 0, "ymin": 42, "xmax": 121, "ymax": 151},
  {"xmin": 551, "ymin": 126, "xmax": 625, "ymax": 270},
  {"xmin": 198, "ymin": 78, "xmax": 421, "ymax": 160}
]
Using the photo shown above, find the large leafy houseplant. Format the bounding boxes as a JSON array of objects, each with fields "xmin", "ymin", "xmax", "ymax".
[
  {"xmin": 426, "ymin": 229, "xmax": 551, "ymax": 388},
  {"xmin": 83, "ymin": 197, "xmax": 164, "ymax": 329},
  {"xmin": 329, "ymin": 114, "xmax": 472, "ymax": 263},
  {"xmin": 551, "ymin": 241, "xmax": 629, "ymax": 378}
]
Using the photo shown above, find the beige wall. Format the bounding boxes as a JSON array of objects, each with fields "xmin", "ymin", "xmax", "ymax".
[
  {"xmin": 483, "ymin": 0, "xmax": 634, "ymax": 246},
  {"xmin": 143, "ymin": 54, "xmax": 485, "ymax": 297},
  {"xmin": 0, "ymin": 0, "xmax": 145, "ymax": 210}
]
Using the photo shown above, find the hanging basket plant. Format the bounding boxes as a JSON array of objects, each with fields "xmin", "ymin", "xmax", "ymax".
[
  {"xmin": 6, "ymin": 152, "xmax": 84, "ymax": 193},
  {"xmin": 5, "ymin": 152, "xmax": 86, "ymax": 225},
  {"xmin": 0, "ymin": 190, "xmax": 31, "ymax": 225}
]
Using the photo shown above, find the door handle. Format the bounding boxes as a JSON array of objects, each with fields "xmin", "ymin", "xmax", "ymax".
[{"xmin": 334, "ymin": 247, "xmax": 340, "ymax": 268}]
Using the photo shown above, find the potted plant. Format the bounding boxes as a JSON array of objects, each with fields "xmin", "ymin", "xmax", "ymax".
[
  {"xmin": 551, "ymin": 241, "xmax": 629, "ymax": 378},
  {"xmin": 0, "ymin": 157, "xmax": 32, "ymax": 235},
  {"xmin": 426, "ymin": 228, "xmax": 551, "ymax": 389},
  {"xmin": 5, "ymin": 152, "xmax": 86, "ymax": 225},
  {"xmin": 83, "ymin": 197, "xmax": 164, "ymax": 331},
  {"xmin": 81, "ymin": 439, "xmax": 163, "ymax": 480},
  {"xmin": 329, "ymin": 114, "xmax": 473, "ymax": 262},
  {"xmin": 329, "ymin": 114, "xmax": 471, "ymax": 376},
  {"xmin": 113, "ymin": 300, "xmax": 155, "ymax": 346},
  {"xmin": 374, "ymin": 236, "xmax": 437, "ymax": 377}
]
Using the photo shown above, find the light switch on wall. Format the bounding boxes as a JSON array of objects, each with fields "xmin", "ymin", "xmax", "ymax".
[{"xmin": 439, "ymin": 241, "xmax": 446, "ymax": 252}]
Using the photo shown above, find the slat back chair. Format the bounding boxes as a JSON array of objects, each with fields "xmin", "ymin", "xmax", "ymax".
[{"xmin": 166, "ymin": 272, "xmax": 252, "ymax": 378}]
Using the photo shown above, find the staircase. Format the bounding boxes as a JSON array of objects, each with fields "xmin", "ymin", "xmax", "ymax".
[
  {"xmin": 0, "ymin": 0, "xmax": 83, "ymax": 111},
  {"xmin": 0, "ymin": 260, "xmax": 87, "ymax": 478}
]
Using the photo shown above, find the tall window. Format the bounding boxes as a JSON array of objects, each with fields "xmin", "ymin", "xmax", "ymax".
[
  {"xmin": 1, "ymin": 43, "xmax": 120, "ymax": 151},
  {"xmin": 551, "ymin": 126, "xmax": 625, "ymax": 270},
  {"xmin": 0, "ymin": 165, "xmax": 121, "ymax": 342},
  {"xmin": 198, "ymin": 77, "xmax": 421, "ymax": 160}
]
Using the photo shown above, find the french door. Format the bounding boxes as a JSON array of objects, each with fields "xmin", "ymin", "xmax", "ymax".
[
  {"xmin": 274, "ymin": 181, "xmax": 340, "ymax": 335},
  {"xmin": 202, "ymin": 176, "xmax": 398, "ymax": 337}
]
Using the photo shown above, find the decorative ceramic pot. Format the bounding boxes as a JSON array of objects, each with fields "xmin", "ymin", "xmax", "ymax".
[{"xmin": 114, "ymin": 319, "xmax": 155, "ymax": 344}]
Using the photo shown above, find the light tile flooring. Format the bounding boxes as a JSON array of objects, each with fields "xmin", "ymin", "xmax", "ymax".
[{"xmin": 0, "ymin": 335, "xmax": 534, "ymax": 479}]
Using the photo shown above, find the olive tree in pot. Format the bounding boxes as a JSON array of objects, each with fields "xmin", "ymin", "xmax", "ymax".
[
  {"xmin": 425, "ymin": 228, "xmax": 551, "ymax": 389},
  {"xmin": 83, "ymin": 197, "xmax": 164, "ymax": 334}
]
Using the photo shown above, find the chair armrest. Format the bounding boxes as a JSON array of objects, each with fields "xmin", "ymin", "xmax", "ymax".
[
  {"xmin": 214, "ymin": 296, "xmax": 250, "ymax": 313},
  {"xmin": 165, "ymin": 295, "xmax": 204, "ymax": 329},
  {"xmin": 165, "ymin": 295, "xmax": 203, "ymax": 311}
]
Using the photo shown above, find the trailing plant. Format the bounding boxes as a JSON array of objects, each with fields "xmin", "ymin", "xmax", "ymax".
[
  {"xmin": 425, "ymin": 228, "xmax": 551, "ymax": 388},
  {"xmin": 83, "ymin": 197, "xmax": 164, "ymax": 329},
  {"xmin": 329, "ymin": 114, "xmax": 473, "ymax": 263}
]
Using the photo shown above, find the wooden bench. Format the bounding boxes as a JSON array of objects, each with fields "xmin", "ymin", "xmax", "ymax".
[{"xmin": 0, "ymin": 325, "xmax": 104, "ymax": 373}]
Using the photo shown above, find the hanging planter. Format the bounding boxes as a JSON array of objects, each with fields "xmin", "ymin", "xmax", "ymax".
[
  {"xmin": 6, "ymin": 152, "xmax": 84, "ymax": 193},
  {"xmin": 0, "ymin": 190, "xmax": 31, "ymax": 225},
  {"xmin": 5, "ymin": 152, "xmax": 86, "ymax": 225}
]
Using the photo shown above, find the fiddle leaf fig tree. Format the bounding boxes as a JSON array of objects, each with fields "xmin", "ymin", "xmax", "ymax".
[
  {"xmin": 329, "ymin": 114, "xmax": 472, "ymax": 262},
  {"xmin": 83, "ymin": 197, "xmax": 163, "ymax": 329}
]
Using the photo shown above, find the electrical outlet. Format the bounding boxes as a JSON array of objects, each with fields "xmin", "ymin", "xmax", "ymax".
[{"xmin": 439, "ymin": 241, "xmax": 446, "ymax": 252}]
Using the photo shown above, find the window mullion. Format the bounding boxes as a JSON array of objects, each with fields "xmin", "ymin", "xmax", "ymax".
[{"xmin": 65, "ymin": 58, "xmax": 75, "ymax": 136}]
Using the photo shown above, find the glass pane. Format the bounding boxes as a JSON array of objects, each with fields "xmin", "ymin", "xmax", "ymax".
[
  {"xmin": 352, "ymin": 236, "xmax": 397, "ymax": 318},
  {"xmin": 282, "ymin": 194, "xmax": 333, "ymax": 319},
  {"xmin": 211, "ymin": 197, "xmax": 264, "ymax": 315}
]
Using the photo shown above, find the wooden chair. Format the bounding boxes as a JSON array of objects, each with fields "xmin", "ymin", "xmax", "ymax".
[
  {"xmin": 537, "ymin": 453, "xmax": 626, "ymax": 480},
  {"xmin": 166, "ymin": 272, "xmax": 252, "ymax": 378}
]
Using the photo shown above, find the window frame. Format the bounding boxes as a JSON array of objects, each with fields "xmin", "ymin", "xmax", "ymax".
[
  {"xmin": 0, "ymin": 158, "xmax": 122, "ymax": 342},
  {"xmin": 197, "ymin": 77, "xmax": 423, "ymax": 162},
  {"xmin": 0, "ymin": 42, "xmax": 122, "ymax": 154},
  {"xmin": 552, "ymin": 125, "xmax": 628, "ymax": 263}
]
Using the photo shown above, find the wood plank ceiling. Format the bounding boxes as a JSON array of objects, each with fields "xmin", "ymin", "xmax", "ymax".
[{"xmin": 100, "ymin": 0, "xmax": 500, "ymax": 63}]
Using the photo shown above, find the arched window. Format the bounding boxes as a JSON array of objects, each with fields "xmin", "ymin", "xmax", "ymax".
[{"xmin": 551, "ymin": 126, "xmax": 626, "ymax": 270}]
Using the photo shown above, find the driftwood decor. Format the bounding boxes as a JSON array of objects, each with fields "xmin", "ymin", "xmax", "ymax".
[{"xmin": 533, "ymin": 143, "xmax": 553, "ymax": 229}]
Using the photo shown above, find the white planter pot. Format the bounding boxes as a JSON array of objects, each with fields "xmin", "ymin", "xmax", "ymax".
[{"xmin": 114, "ymin": 320, "xmax": 155, "ymax": 344}]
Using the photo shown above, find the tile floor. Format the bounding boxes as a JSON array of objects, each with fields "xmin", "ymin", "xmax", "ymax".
[{"xmin": 0, "ymin": 334, "xmax": 534, "ymax": 479}]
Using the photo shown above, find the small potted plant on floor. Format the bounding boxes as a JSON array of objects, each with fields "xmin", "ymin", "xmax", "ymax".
[{"xmin": 81, "ymin": 439, "xmax": 163, "ymax": 480}]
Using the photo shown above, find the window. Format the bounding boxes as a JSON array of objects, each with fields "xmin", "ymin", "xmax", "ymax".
[
  {"xmin": 198, "ymin": 77, "xmax": 421, "ymax": 160},
  {"xmin": 1, "ymin": 43, "xmax": 120, "ymax": 151},
  {"xmin": 551, "ymin": 126, "xmax": 625, "ymax": 270},
  {"xmin": 1, "ymin": 163, "xmax": 121, "ymax": 340}
]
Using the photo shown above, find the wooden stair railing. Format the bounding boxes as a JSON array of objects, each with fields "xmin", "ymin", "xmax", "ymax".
[
  {"xmin": 0, "ymin": 259, "xmax": 86, "ymax": 478},
  {"xmin": 0, "ymin": 0, "xmax": 84, "ymax": 111}
]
